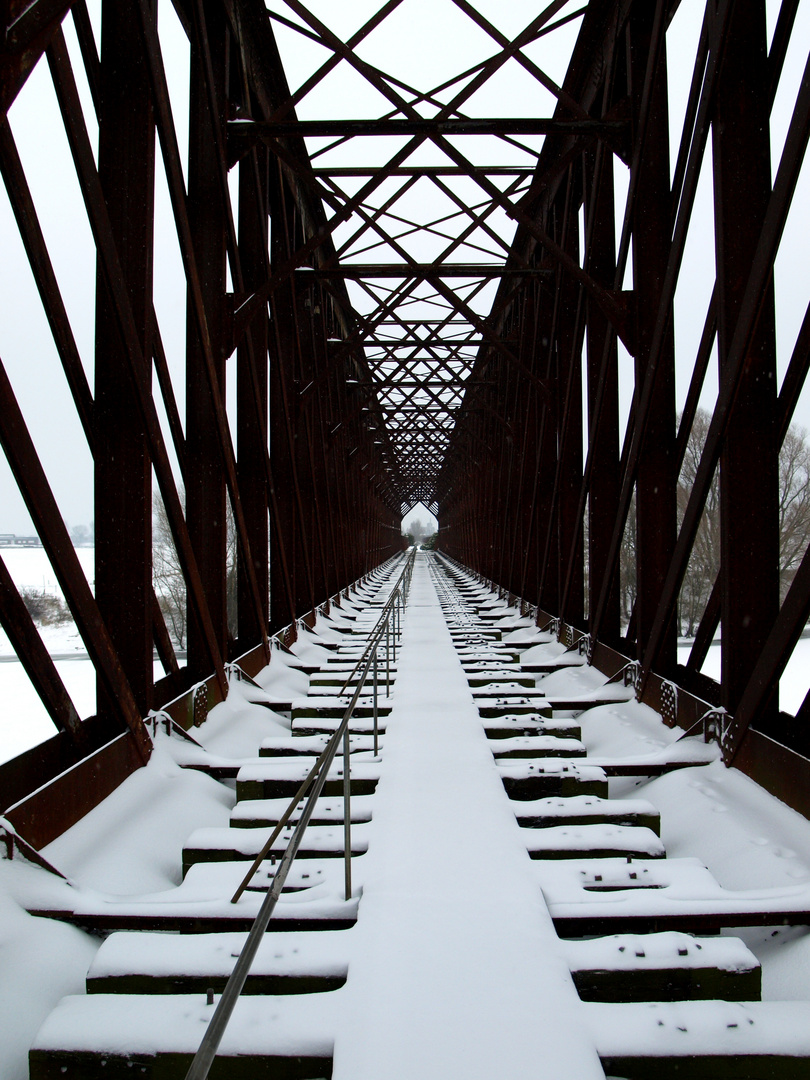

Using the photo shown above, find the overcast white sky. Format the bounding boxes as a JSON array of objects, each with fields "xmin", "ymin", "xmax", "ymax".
[{"xmin": 0, "ymin": 0, "xmax": 808, "ymax": 537}]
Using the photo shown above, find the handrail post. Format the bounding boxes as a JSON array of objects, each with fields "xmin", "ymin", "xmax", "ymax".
[
  {"xmin": 185, "ymin": 553, "xmax": 415, "ymax": 1080},
  {"xmin": 386, "ymin": 616, "xmax": 391, "ymax": 697},
  {"xmin": 343, "ymin": 724, "xmax": 351, "ymax": 901},
  {"xmin": 392, "ymin": 592, "xmax": 398, "ymax": 663},
  {"xmin": 373, "ymin": 648, "xmax": 379, "ymax": 756}
]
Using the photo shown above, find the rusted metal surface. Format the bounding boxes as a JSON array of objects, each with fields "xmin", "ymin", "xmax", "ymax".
[
  {"xmin": 4, "ymin": 730, "xmax": 145, "ymax": 851},
  {"xmin": 0, "ymin": 0, "xmax": 74, "ymax": 118},
  {"xmin": 733, "ymin": 729, "xmax": 810, "ymax": 823},
  {"xmin": 94, "ymin": 0, "xmax": 156, "ymax": 719},
  {"xmin": 713, "ymin": 0, "xmax": 778, "ymax": 727},
  {"xmin": 2, "ymin": 0, "xmax": 810, "ymax": 835},
  {"xmin": 0, "ymin": 356, "xmax": 152, "ymax": 763}
]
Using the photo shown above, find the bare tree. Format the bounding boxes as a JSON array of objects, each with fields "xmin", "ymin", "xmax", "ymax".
[
  {"xmin": 677, "ymin": 409, "xmax": 721, "ymax": 636},
  {"xmin": 616, "ymin": 489, "xmax": 643, "ymax": 624},
  {"xmin": 778, "ymin": 424, "xmax": 810, "ymax": 599},
  {"xmin": 618, "ymin": 409, "xmax": 810, "ymax": 636},
  {"xmin": 152, "ymin": 490, "xmax": 238, "ymax": 649},
  {"xmin": 153, "ymin": 493, "xmax": 187, "ymax": 648},
  {"xmin": 674, "ymin": 409, "xmax": 810, "ymax": 635},
  {"xmin": 402, "ymin": 517, "xmax": 432, "ymax": 545}
]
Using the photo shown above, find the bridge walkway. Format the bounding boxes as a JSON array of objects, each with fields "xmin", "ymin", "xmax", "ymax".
[{"xmin": 23, "ymin": 553, "xmax": 810, "ymax": 1079}]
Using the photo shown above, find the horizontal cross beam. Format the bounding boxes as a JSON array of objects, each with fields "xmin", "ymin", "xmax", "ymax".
[
  {"xmin": 348, "ymin": 340, "xmax": 484, "ymax": 348},
  {"xmin": 230, "ymin": 117, "xmax": 626, "ymax": 140},
  {"xmin": 299, "ymin": 265, "xmax": 549, "ymax": 278},
  {"xmin": 311, "ymin": 166, "xmax": 538, "ymax": 176}
]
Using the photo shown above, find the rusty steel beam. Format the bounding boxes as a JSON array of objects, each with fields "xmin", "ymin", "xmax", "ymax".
[
  {"xmin": 185, "ymin": 0, "xmax": 229, "ymax": 677},
  {"xmin": 628, "ymin": 0, "xmax": 677, "ymax": 676},
  {"xmin": 583, "ymin": 139, "xmax": 620, "ymax": 648},
  {"xmin": 46, "ymin": 27, "xmax": 227, "ymax": 695},
  {"xmin": 1, "ymin": 112, "xmax": 181, "ymax": 684},
  {"xmin": 713, "ymin": 0, "xmax": 779, "ymax": 723},
  {"xmin": 298, "ymin": 266, "xmax": 550, "ymax": 278},
  {"xmin": 0, "ymin": 555, "xmax": 84, "ymax": 743},
  {"xmin": 687, "ymin": 291, "xmax": 810, "ymax": 679},
  {"xmin": 230, "ymin": 116, "xmax": 625, "ymax": 140},
  {"xmin": 589, "ymin": 0, "xmax": 730, "ymax": 659},
  {"xmin": 0, "ymin": 120, "xmax": 95, "ymax": 444},
  {"xmin": 641, "ymin": 42, "xmax": 810, "ymax": 703},
  {"xmin": 94, "ymin": 0, "xmax": 156, "ymax": 718},
  {"xmin": 136, "ymin": 0, "xmax": 271, "ymax": 668},
  {"xmin": 554, "ymin": 192, "xmax": 585, "ymax": 629},
  {"xmin": 0, "ymin": 356, "xmax": 152, "ymax": 762},
  {"xmin": 236, "ymin": 144, "xmax": 270, "ymax": 649},
  {"xmin": 0, "ymin": 0, "xmax": 74, "ymax": 117},
  {"xmin": 310, "ymin": 166, "xmax": 536, "ymax": 176},
  {"xmin": 3, "ymin": 0, "xmax": 810, "ymax": 842}
]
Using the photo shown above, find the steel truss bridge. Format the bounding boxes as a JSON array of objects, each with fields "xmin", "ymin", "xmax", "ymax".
[{"xmin": 2, "ymin": 0, "xmax": 810, "ymax": 938}]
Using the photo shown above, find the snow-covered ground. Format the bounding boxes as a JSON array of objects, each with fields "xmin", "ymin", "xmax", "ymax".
[
  {"xmin": 678, "ymin": 636, "xmax": 810, "ymax": 713},
  {"xmin": 0, "ymin": 546, "xmax": 95, "ymax": 599},
  {"xmin": 0, "ymin": 548, "xmax": 95, "ymax": 763},
  {"xmin": 2, "ymin": 556, "xmax": 810, "ymax": 1078}
]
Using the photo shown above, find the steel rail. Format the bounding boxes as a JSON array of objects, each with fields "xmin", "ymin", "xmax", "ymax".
[{"xmin": 184, "ymin": 550, "xmax": 414, "ymax": 1080}]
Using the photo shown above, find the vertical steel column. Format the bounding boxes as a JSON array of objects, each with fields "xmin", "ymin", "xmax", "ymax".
[
  {"xmin": 522, "ymin": 280, "xmax": 554, "ymax": 605},
  {"xmin": 186, "ymin": 0, "xmax": 228, "ymax": 675},
  {"xmin": 94, "ymin": 0, "xmax": 155, "ymax": 717},
  {"xmin": 494, "ymin": 351, "xmax": 517, "ymax": 589},
  {"xmin": 556, "ymin": 174, "xmax": 584, "ymax": 628},
  {"xmin": 372, "ymin": 649, "xmax": 379, "ymax": 755},
  {"xmin": 268, "ymin": 176, "xmax": 318, "ymax": 622},
  {"xmin": 343, "ymin": 723, "xmax": 352, "ymax": 900},
  {"xmin": 298, "ymin": 293, "xmax": 328, "ymax": 605},
  {"xmin": 236, "ymin": 145, "xmax": 270, "ymax": 649},
  {"xmin": 584, "ymin": 141, "xmax": 621, "ymax": 645},
  {"xmin": 510, "ymin": 290, "xmax": 537, "ymax": 597},
  {"xmin": 313, "ymin": 322, "xmax": 340, "ymax": 600},
  {"xmin": 712, "ymin": 0, "xmax": 779, "ymax": 722},
  {"xmin": 629, "ymin": 0, "xmax": 677, "ymax": 674},
  {"xmin": 503, "ymin": 347, "xmax": 524, "ymax": 594},
  {"xmin": 537, "ymin": 204, "xmax": 564, "ymax": 616},
  {"xmin": 268, "ymin": 171, "xmax": 298, "ymax": 630},
  {"xmin": 328, "ymin": 377, "xmax": 351, "ymax": 591}
]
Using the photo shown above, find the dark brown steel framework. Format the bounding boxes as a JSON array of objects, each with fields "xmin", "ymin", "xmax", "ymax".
[{"xmin": 1, "ymin": 0, "xmax": 810, "ymax": 838}]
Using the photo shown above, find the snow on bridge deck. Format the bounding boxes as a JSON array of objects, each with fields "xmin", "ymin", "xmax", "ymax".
[
  {"xmin": 332, "ymin": 557, "xmax": 605, "ymax": 1079},
  {"xmin": 6, "ymin": 553, "xmax": 810, "ymax": 1077}
]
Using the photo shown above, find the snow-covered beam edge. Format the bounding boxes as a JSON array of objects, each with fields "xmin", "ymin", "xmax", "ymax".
[
  {"xmin": 0, "ymin": 554, "xmax": 404, "ymax": 852},
  {"xmin": 436, "ymin": 552, "xmax": 810, "ymax": 823}
]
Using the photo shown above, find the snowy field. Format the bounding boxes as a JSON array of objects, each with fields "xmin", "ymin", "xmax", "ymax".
[
  {"xmin": 678, "ymin": 636, "xmax": 810, "ymax": 713},
  {"xmin": 0, "ymin": 548, "xmax": 95, "ymax": 763}
]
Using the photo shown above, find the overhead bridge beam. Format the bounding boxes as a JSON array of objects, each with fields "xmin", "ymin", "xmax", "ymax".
[
  {"xmin": 348, "ymin": 341, "xmax": 485, "ymax": 349},
  {"xmin": 311, "ymin": 166, "xmax": 539, "ymax": 177},
  {"xmin": 229, "ymin": 117, "xmax": 627, "ymax": 140},
  {"xmin": 298, "ymin": 266, "xmax": 550, "ymax": 279}
]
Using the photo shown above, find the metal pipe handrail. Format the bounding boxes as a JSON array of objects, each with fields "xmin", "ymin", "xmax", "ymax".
[
  {"xmin": 338, "ymin": 549, "xmax": 415, "ymax": 695},
  {"xmin": 230, "ymin": 550, "xmax": 414, "ymax": 904},
  {"xmin": 184, "ymin": 705, "xmax": 348, "ymax": 1080},
  {"xmin": 184, "ymin": 549, "xmax": 415, "ymax": 1080}
]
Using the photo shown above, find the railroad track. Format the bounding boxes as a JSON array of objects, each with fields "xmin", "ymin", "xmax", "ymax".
[{"xmin": 26, "ymin": 554, "xmax": 810, "ymax": 1078}]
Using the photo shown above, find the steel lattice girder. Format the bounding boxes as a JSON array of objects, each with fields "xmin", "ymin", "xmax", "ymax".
[{"xmin": 1, "ymin": 0, "xmax": 810, "ymax": 829}]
